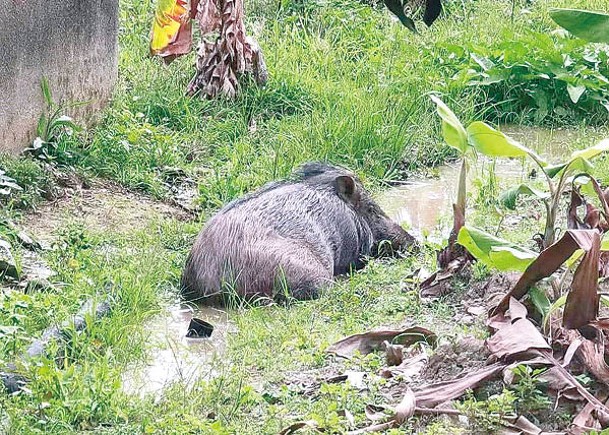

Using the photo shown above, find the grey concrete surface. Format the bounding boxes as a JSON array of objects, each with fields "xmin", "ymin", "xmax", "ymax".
[{"xmin": 0, "ymin": 0, "xmax": 118, "ymax": 153}]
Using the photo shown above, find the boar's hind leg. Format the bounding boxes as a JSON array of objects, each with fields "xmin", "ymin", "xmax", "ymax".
[{"xmin": 274, "ymin": 256, "xmax": 332, "ymax": 301}]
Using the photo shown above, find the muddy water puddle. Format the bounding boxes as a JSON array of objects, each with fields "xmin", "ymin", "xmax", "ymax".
[
  {"xmin": 121, "ymin": 126, "xmax": 593, "ymax": 396},
  {"xmin": 122, "ymin": 305, "xmax": 235, "ymax": 397},
  {"xmin": 377, "ymin": 125, "xmax": 578, "ymax": 237}
]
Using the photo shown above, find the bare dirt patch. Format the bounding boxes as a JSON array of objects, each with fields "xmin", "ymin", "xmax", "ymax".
[{"xmin": 23, "ymin": 181, "xmax": 192, "ymax": 243}]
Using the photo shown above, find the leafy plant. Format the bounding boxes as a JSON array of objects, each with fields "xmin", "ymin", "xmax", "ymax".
[
  {"xmin": 429, "ymin": 96, "xmax": 542, "ymax": 266},
  {"xmin": 501, "ymin": 138, "xmax": 609, "ymax": 248},
  {"xmin": 438, "ymin": 30, "xmax": 609, "ymax": 124},
  {"xmin": 550, "ymin": 8, "xmax": 609, "ymax": 44},
  {"xmin": 509, "ymin": 365, "xmax": 552, "ymax": 416},
  {"xmin": 456, "ymin": 390, "xmax": 516, "ymax": 433},
  {"xmin": 24, "ymin": 78, "xmax": 83, "ymax": 161}
]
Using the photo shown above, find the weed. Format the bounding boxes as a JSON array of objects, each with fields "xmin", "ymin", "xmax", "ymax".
[
  {"xmin": 25, "ymin": 78, "xmax": 84, "ymax": 162},
  {"xmin": 457, "ymin": 390, "xmax": 517, "ymax": 433},
  {"xmin": 441, "ymin": 30, "xmax": 609, "ymax": 125},
  {"xmin": 509, "ymin": 365, "xmax": 552, "ymax": 416}
]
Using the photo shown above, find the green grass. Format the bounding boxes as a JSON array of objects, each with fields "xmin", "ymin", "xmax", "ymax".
[
  {"xmin": 2, "ymin": 0, "xmax": 609, "ymax": 433},
  {"xmin": 37, "ymin": 0, "xmax": 605, "ymax": 205}
]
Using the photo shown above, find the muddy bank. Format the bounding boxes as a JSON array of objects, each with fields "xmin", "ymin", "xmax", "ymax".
[{"xmin": 25, "ymin": 181, "xmax": 191, "ymax": 243}]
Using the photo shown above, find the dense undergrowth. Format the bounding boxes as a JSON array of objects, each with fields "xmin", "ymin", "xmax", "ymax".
[
  {"xmin": 3, "ymin": 0, "xmax": 609, "ymax": 209},
  {"xmin": 2, "ymin": 0, "xmax": 609, "ymax": 434}
]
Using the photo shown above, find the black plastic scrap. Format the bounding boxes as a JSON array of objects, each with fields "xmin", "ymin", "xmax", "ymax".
[{"xmin": 1, "ymin": 297, "xmax": 112, "ymax": 394}]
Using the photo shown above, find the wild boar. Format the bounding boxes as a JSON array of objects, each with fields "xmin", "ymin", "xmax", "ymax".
[{"xmin": 181, "ymin": 162, "xmax": 415, "ymax": 303}]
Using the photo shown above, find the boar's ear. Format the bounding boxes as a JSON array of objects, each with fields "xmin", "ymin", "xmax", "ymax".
[{"xmin": 335, "ymin": 175, "xmax": 360, "ymax": 203}]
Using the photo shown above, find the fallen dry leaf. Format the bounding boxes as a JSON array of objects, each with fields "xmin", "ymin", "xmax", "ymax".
[
  {"xmin": 499, "ymin": 415, "xmax": 566, "ymax": 434},
  {"xmin": 380, "ymin": 348, "xmax": 428, "ymax": 379},
  {"xmin": 364, "ymin": 403, "xmax": 390, "ymax": 422},
  {"xmin": 570, "ymin": 402, "xmax": 601, "ymax": 434},
  {"xmin": 487, "ymin": 298, "xmax": 552, "ymax": 360},
  {"xmin": 487, "ymin": 317, "xmax": 552, "ymax": 359},
  {"xmin": 394, "ymin": 387, "xmax": 416, "ymax": 424},
  {"xmin": 414, "ymin": 362, "xmax": 506, "ymax": 408},
  {"xmin": 567, "ymin": 331, "xmax": 609, "ymax": 386},
  {"xmin": 420, "ymin": 257, "xmax": 468, "ymax": 297},
  {"xmin": 495, "ymin": 230, "xmax": 601, "ymax": 316},
  {"xmin": 278, "ymin": 420, "xmax": 322, "ymax": 435},
  {"xmin": 491, "ymin": 299, "xmax": 609, "ymax": 420},
  {"xmin": 383, "ymin": 341, "xmax": 404, "ymax": 366},
  {"xmin": 350, "ymin": 387, "xmax": 415, "ymax": 434},
  {"xmin": 327, "ymin": 327, "xmax": 436, "ymax": 359}
]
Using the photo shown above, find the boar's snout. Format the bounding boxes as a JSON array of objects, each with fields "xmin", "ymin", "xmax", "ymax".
[{"xmin": 372, "ymin": 218, "xmax": 417, "ymax": 257}]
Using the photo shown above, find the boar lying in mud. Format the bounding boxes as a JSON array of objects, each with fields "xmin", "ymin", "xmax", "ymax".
[{"xmin": 181, "ymin": 162, "xmax": 415, "ymax": 303}]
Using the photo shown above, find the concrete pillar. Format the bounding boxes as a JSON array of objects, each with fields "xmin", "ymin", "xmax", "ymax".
[{"xmin": 0, "ymin": 0, "xmax": 119, "ymax": 153}]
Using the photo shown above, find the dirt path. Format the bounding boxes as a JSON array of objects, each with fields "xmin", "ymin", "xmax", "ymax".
[{"xmin": 23, "ymin": 181, "xmax": 192, "ymax": 244}]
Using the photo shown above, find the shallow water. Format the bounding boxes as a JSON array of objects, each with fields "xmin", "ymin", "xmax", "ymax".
[
  {"xmin": 376, "ymin": 125, "xmax": 577, "ymax": 237},
  {"xmin": 122, "ymin": 305, "xmax": 235, "ymax": 397},
  {"xmin": 122, "ymin": 126, "xmax": 584, "ymax": 396}
]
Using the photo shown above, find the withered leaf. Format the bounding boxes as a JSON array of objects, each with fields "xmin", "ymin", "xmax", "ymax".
[
  {"xmin": 365, "ymin": 403, "xmax": 391, "ymax": 422},
  {"xmin": 327, "ymin": 327, "xmax": 436, "ymax": 359},
  {"xmin": 495, "ymin": 230, "xmax": 601, "ymax": 314},
  {"xmin": 352, "ymin": 388, "xmax": 415, "ymax": 434},
  {"xmin": 414, "ymin": 362, "xmax": 506, "ymax": 408},
  {"xmin": 394, "ymin": 387, "xmax": 416, "ymax": 423},
  {"xmin": 380, "ymin": 349, "xmax": 428, "ymax": 379},
  {"xmin": 571, "ymin": 403, "xmax": 600, "ymax": 434},
  {"xmin": 500, "ymin": 415, "xmax": 565, "ymax": 434},
  {"xmin": 563, "ymin": 230, "xmax": 600, "ymax": 329},
  {"xmin": 488, "ymin": 298, "xmax": 551, "ymax": 360},
  {"xmin": 150, "ymin": 0, "xmax": 194, "ymax": 61},
  {"xmin": 384, "ymin": 341, "xmax": 404, "ymax": 366}
]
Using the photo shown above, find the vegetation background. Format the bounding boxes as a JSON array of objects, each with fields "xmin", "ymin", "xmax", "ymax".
[{"xmin": 1, "ymin": 0, "xmax": 609, "ymax": 433}]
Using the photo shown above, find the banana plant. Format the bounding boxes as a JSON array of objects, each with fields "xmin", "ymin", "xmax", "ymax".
[
  {"xmin": 549, "ymin": 8, "xmax": 609, "ymax": 44},
  {"xmin": 150, "ymin": 0, "xmax": 267, "ymax": 99},
  {"xmin": 500, "ymin": 138, "xmax": 609, "ymax": 248},
  {"xmin": 429, "ymin": 96, "xmax": 542, "ymax": 266},
  {"xmin": 456, "ymin": 134, "xmax": 609, "ymax": 271}
]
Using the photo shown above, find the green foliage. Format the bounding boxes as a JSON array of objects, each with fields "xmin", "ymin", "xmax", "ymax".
[
  {"xmin": 501, "ymin": 184, "xmax": 549, "ymax": 210},
  {"xmin": 26, "ymin": 78, "xmax": 84, "ymax": 162},
  {"xmin": 456, "ymin": 390, "xmax": 516, "ymax": 433},
  {"xmin": 457, "ymin": 226, "xmax": 537, "ymax": 271},
  {"xmin": 509, "ymin": 365, "xmax": 552, "ymax": 416},
  {"xmin": 430, "ymin": 95, "xmax": 468, "ymax": 154},
  {"xmin": 439, "ymin": 30, "xmax": 609, "ymax": 124},
  {"xmin": 550, "ymin": 8, "xmax": 609, "ymax": 43},
  {"xmin": 467, "ymin": 122, "xmax": 539, "ymax": 159}
]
